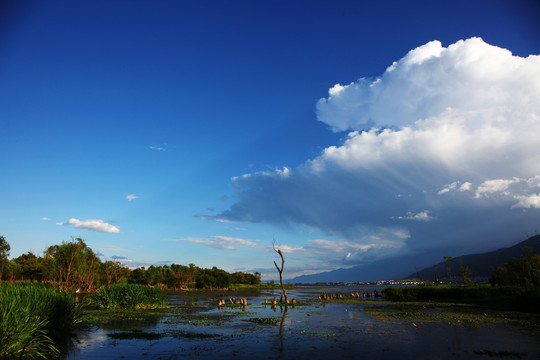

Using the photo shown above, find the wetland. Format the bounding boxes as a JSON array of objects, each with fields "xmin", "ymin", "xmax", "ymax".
[{"xmin": 67, "ymin": 286, "xmax": 540, "ymax": 360}]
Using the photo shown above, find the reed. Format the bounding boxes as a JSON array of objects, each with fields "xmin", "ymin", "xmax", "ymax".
[
  {"xmin": 88, "ymin": 284, "xmax": 166, "ymax": 309},
  {"xmin": 0, "ymin": 282, "xmax": 79, "ymax": 359}
]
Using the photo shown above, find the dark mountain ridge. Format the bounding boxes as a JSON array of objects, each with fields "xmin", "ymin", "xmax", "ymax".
[
  {"xmin": 407, "ymin": 235, "xmax": 540, "ymax": 282},
  {"xmin": 289, "ymin": 235, "xmax": 540, "ymax": 284},
  {"xmin": 289, "ymin": 254, "xmax": 435, "ymax": 284}
]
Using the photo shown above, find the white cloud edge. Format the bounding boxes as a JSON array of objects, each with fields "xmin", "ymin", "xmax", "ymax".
[
  {"xmin": 165, "ymin": 236, "xmax": 257, "ymax": 250},
  {"xmin": 512, "ymin": 194, "xmax": 540, "ymax": 209},
  {"xmin": 56, "ymin": 218, "xmax": 120, "ymax": 233}
]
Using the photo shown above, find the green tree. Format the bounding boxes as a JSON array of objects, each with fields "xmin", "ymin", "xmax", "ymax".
[
  {"xmin": 129, "ymin": 267, "xmax": 147, "ymax": 284},
  {"xmin": 490, "ymin": 247, "xmax": 540, "ymax": 288},
  {"xmin": 102, "ymin": 260, "xmax": 127, "ymax": 285},
  {"xmin": 0, "ymin": 236, "xmax": 10, "ymax": 280},
  {"xmin": 45, "ymin": 237, "xmax": 101, "ymax": 290},
  {"xmin": 458, "ymin": 257, "xmax": 472, "ymax": 286},
  {"xmin": 4, "ymin": 259, "xmax": 21, "ymax": 281},
  {"xmin": 14, "ymin": 252, "xmax": 43, "ymax": 281},
  {"xmin": 195, "ymin": 272, "xmax": 216, "ymax": 289},
  {"xmin": 443, "ymin": 255, "xmax": 453, "ymax": 281},
  {"xmin": 168, "ymin": 264, "xmax": 193, "ymax": 289}
]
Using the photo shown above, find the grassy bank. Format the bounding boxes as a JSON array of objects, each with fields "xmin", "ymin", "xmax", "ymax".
[
  {"xmin": 382, "ymin": 285, "xmax": 540, "ymax": 312},
  {"xmin": 88, "ymin": 284, "xmax": 167, "ymax": 309},
  {"xmin": 0, "ymin": 282, "xmax": 80, "ymax": 359}
]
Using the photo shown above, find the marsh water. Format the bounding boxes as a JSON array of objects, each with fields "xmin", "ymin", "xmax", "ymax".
[{"xmin": 66, "ymin": 286, "xmax": 540, "ymax": 359}]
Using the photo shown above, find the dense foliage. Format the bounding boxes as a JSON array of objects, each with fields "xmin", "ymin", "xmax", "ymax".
[
  {"xmin": 382, "ymin": 285, "xmax": 540, "ymax": 312},
  {"xmin": 489, "ymin": 247, "xmax": 540, "ymax": 288},
  {"xmin": 0, "ymin": 282, "xmax": 79, "ymax": 359},
  {"xmin": 88, "ymin": 284, "xmax": 166, "ymax": 309},
  {"xmin": 0, "ymin": 236, "xmax": 260, "ymax": 290}
]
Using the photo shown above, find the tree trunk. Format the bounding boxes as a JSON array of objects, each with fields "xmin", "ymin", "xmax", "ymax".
[{"xmin": 273, "ymin": 247, "xmax": 289, "ymax": 303}]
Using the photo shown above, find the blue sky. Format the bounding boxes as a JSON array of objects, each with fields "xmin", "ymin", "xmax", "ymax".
[{"xmin": 1, "ymin": 0, "xmax": 540, "ymax": 280}]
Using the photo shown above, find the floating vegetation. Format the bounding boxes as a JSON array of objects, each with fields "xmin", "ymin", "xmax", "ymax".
[
  {"xmin": 307, "ymin": 311, "xmax": 327, "ymax": 316},
  {"xmin": 80, "ymin": 308, "xmax": 168, "ymax": 327},
  {"xmin": 244, "ymin": 317, "xmax": 281, "ymax": 325},
  {"xmin": 186, "ymin": 319, "xmax": 217, "ymax": 326},
  {"xmin": 359, "ymin": 302, "xmax": 538, "ymax": 327},
  {"xmin": 299, "ymin": 330, "xmax": 341, "ymax": 338},
  {"xmin": 88, "ymin": 284, "xmax": 167, "ymax": 309}
]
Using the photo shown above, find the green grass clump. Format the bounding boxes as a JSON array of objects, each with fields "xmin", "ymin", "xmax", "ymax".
[
  {"xmin": 88, "ymin": 284, "xmax": 166, "ymax": 309},
  {"xmin": 245, "ymin": 317, "xmax": 280, "ymax": 325},
  {"xmin": 0, "ymin": 282, "xmax": 79, "ymax": 359}
]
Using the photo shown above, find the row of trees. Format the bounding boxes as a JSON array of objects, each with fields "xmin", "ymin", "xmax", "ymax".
[
  {"xmin": 490, "ymin": 247, "xmax": 540, "ymax": 288},
  {"xmin": 0, "ymin": 236, "xmax": 260, "ymax": 290},
  {"xmin": 129, "ymin": 263, "xmax": 261, "ymax": 289}
]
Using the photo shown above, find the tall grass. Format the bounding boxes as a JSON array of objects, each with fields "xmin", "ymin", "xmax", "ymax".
[
  {"xmin": 88, "ymin": 284, "xmax": 166, "ymax": 309},
  {"xmin": 0, "ymin": 282, "xmax": 80, "ymax": 359}
]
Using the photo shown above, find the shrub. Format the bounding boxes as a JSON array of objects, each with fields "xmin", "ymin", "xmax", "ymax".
[{"xmin": 88, "ymin": 284, "xmax": 166, "ymax": 309}]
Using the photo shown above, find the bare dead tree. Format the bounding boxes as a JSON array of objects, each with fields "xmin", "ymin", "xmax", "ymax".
[{"xmin": 273, "ymin": 239, "xmax": 289, "ymax": 303}]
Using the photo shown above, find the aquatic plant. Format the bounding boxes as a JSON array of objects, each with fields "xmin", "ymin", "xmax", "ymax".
[
  {"xmin": 0, "ymin": 282, "xmax": 79, "ymax": 359},
  {"xmin": 245, "ymin": 317, "xmax": 280, "ymax": 325},
  {"xmin": 186, "ymin": 319, "xmax": 217, "ymax": 326},
  {"xmin": 87, "ymin": 284, "xmax": 166, "ymax": 309}
]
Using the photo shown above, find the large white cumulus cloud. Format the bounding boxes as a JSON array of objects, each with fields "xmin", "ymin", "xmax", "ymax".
[
  {"xmin": 317, "ymin": 37, "xmax": 540, "ymax": 131},
  {"xmin": 217, "ymin": 38, "xmax": 540, "ymax": 264}
]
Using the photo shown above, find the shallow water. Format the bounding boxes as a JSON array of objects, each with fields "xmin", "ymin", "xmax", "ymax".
[{"xmin": 66, "ymin": 287, "xmax": 540, "ymax": 359}]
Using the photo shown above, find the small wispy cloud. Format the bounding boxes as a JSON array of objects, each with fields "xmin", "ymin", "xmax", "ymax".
[
  {"xmin": 227, "ymin": 226, "xmax": 247, "ymax": 231},
  {"xmin": 438, "ymin": 181, "xmax": 473, "ymax": 195},
  {"xmin": 40, "ymin": 217, "xmax": 51, "ymax": 221},
  {"xmin": 148, "ymin": 145, "xmax": 166, "ymax": 151},
  {"xmin": 166, "ymin": 236, "xmax": 257, "ymax": 250},
  {"xmin": 194, "ymin": 215, "xmax": 232, "ymax": 223},
  {"xmin": 126, "ymin": 194, "xmax": 138, "ymax": 201},
  {"xmin": 57, "ymin": 218, "xmax": 120, "ymax": 233},
  {"xmin": 394, "ymin": 210, "xmax": 434, "ymax": 222}
]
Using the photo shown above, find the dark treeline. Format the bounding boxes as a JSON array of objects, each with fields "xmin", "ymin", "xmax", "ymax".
[{"xmin": 0, "ymin": 236, "xmax": 260, "ymax": 291}]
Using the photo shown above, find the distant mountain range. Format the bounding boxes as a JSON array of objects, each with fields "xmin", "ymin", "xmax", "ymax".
[
  {"xmin": 407, "ymin": 235, "xmax": 540, "ymax": 282},
  {"xmin": 289, "ymin": 235, "xmax": 540, "ymax": 284}
]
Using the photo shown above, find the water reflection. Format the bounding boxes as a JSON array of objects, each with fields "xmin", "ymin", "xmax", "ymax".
[{"xmin": 65, "ymin": 287, "xmax": 540, "ymax": 360}]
